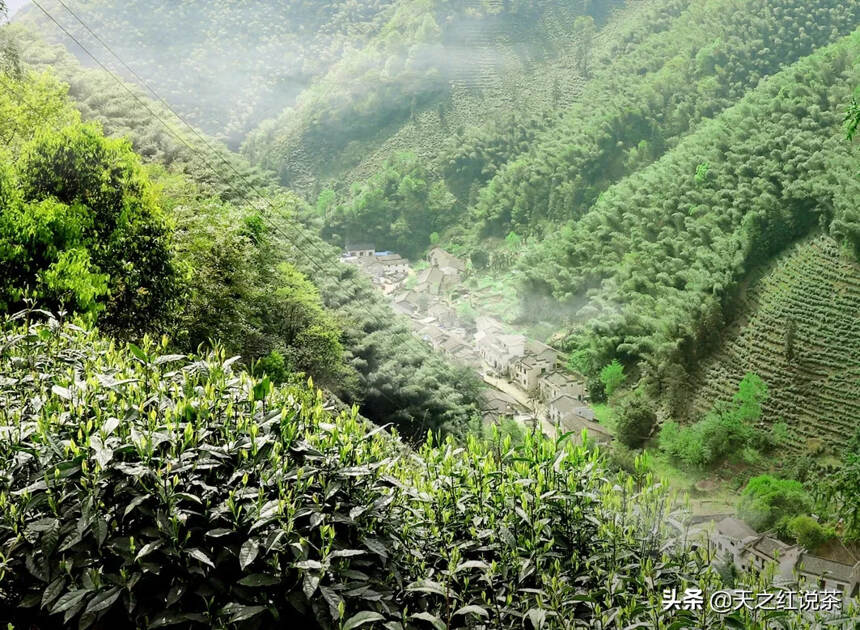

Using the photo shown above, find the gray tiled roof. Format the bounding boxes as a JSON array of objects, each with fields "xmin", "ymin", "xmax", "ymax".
[
  {"xmin": 715, "ymin": 517, "xmax": 757, "ymax": 540},
  {"xmin": 797, "ymin": 554, "xmax": 855, "ymax": 582}
]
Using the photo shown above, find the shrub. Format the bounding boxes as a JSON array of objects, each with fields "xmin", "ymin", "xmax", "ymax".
[
  {"xmin": 614, "ymin": 392, "xmax": 657, "ymax": 448},
  {"xmin": 599, "ymin": 359, "xmax": 626, "ymax": 396},
  {"xmin": 738, "ymin": 475, "xmax": 813, "ymax": 532},
  {"xmin": 787, "ymin": 515, "xmax": 834, "ymax": 551},
  {"xmin": 0, "ymin": 311, "xmax": 768, "ymax": 629},
  {"xmin": 659, "ymin": 374, "xmax": 767, "ymax": 469},
  {"xmin": 0, "ymin": 122, "xmax": 182, "ymax": 336}
]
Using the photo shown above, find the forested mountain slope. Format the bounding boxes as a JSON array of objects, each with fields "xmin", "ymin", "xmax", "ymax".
[
  {"xmin": 1, "ymin": 26, "xmax": 482, "ymax": 439},
  {"xmin": 467, "ymin": 0, "xmax": 859, "ymax": 238},
  {"xmin": 685, "ymin": 234, "xmax": 860, "ymax": 451},
  {"xmin": 314, "ymin": 0, "xmax": 858, "ymax": 265},
  {"xmin": 241, "ymin": 0, "xmax": 627, "ymax": 195},
  {"xmin": 522, "ymin": 31, "xmax": 859, "ymax": 410},
  {"xmin": 15, "ymin": 0, "xmax": 400, "ymax": 146}
]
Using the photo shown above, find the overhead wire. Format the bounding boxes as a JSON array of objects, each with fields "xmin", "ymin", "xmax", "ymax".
[
  {"xmin": 5, "ymin": 3, "xmax": 477, "ymax": 422},
  {"xmin": 33, "ymin": 0, "xmax": 454, "ymax": 374}
]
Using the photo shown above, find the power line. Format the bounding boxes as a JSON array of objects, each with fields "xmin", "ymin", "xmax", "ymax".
[
  {"xmin": 29, "ymin": 0, "xmax": 436, "ymax": 359},
  {"xmin": 0, "ymin": 72, "xmax": 429, "ymax": 422},
  {"xmin": 5, "ymin": 6, "xmax": 477, "ymax": 422}
]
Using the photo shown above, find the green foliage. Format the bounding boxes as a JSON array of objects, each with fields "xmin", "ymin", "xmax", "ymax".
[
  {"xmin": 845, "ymin": 95, "xmax": 860, "ymax": 141},
  {"xmin": 786, "ymin": 515, "xmax": 834, "ymax": 551},
  {"xmin": 614, "ymin": 391, "xmax": 657, "ymax": 449},
  {"xmin": 520, "ymin": 33, "xmax": 860, "ymax": 403},
  {"xmin": 831, "ymin": 432, "xmax": 860, "ymax": 541},
  {"xmin": 0, "ymin": 86, "xmax": 182, "ymax": 336},
  {"xmin": 240, "ymin": 0, "xmax": 576, "ymax": 192},
  {"xmin": 474, "ymin": 0, "xmax": 858, "ymax": 236},
  {"xmin": 323, "ymin": 152, "xmax": 456, "ymax": 258},
  {"xmin": 0, "ymin": 312, "xmax": 783, "ymax": 629},
  {"xmin": 599, "ymin": 359, "xmax": 625, "ymax": 396},
  {"xmin": 738, "ymin": 475, "xmax": 813, "ymax": 532},
  {"xmin": 254, "ymin": 349, "xmax": 289, "ymax": 384},
  {"xmin": 586, "ymin": 375, "xmax": 607, "ymax": 404},
  {"xmin": 659, "ymin": 373, "xmax": 768, "ymax": 469},
  {"xmin": 4, "ymin": 48, "xmax": 481, "ymax": 438},
  {"xmin": 504, "ymin": 230, "xmax": 522, "ymax": 251},
  {"xmin": 733, "ymin": 372, "xmax": 768, "ymax": 422}
]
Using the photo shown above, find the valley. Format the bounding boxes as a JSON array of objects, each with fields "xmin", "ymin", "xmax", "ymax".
[{"xmin": 1, "ymin": 0, "xmax": 859, "ymax": 627}]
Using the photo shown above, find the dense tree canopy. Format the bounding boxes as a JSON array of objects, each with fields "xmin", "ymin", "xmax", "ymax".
[
  {"xmin": 0, "ymin": 80, "xmax": 181, "ymax": 336},
  {"xmin": 0, "ymin": 39, "xmax": 482, "ymax": 438},
  {"xmin": 520, "ymin": 34, "xmax": 859, "ymax": 404},
  {"xmin": 322, "ymin": 152, "xmax": 457, "ymax": 258}
]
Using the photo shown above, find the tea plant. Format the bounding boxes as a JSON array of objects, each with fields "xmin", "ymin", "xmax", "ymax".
[{"xmin": 0, "ymin": 311, "xmax": 855, "ymax": 628}]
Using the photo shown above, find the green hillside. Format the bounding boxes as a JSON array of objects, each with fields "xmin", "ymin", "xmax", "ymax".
[
  {"xmin": 15, "ymin": 0, "xmax": 400, "ymax": 146},
  {"xmin": 520, "ymin": 32, "xmax": 859, "ymax": 400},
  {"xmin": 686, "ymin": 234, "xmax": 860, "ymax": 452},
  {"xmin": 467, "ymin": 0, "xmax": 858, "ymax": 238},
  {"xmin": 241, "ymin": 0, "xmax": 628, "ymax": 195},
  {"xmin": 3, "ymin": 0, "xmax": 860, "ymax": 625},
  {"xmin": 0, "ymin": 26, "xmax": 482, "ymax": 440}
]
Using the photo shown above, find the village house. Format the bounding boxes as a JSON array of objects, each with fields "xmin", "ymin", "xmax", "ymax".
[
  {"xmin": 480, "ymin": 389, "xmax": 529, "ymax": 425},
  {"xmin": 711, "ymin": 517, "xmax": 758, "ymax": 564},
  {"xmin": 708, "ymin": 520, "xmax": 860, "ymax": 599},
  {"xmin": 574, "ymin": 406, "xmax": 596, "ymax": 421},
  {"xmin": 428, "ymin": 302, "xmax": 458, "ymax": 328},
  {"xmin": 546, "ymin": 394, "xmax": 581, "ymax": 425},
  {"xmin": 374, "ymin": 253, "xmax": 410, "ymax": 275},
  {"xmin": 344, "ymin": 242, "xmax": 375, "ymax": 258},
  {"xmin": 525, "ymin": 339, "xmax": 559, "ymax": 366},
  {"xmin": 510, "ymin": 340, "xmax": 561, "ymax": 389},
  {"xmin": 742, "ymin": 535, "xmax": 794, "ymax": 574},
  {"xmin": 392, "ymin": 292, "xmax": 421, "ymax": 316},
  {"xmin": 539, "ymin": 370, "xmax": 587, "ymax": 403},
  {"xmin": 477, "ymin": 332, "xmax": 526, "ymax": 375},
  {"xmin": 428, "ymin": 247, "xmax": 467, "ymax": 274},
  {"xmin": 440, "ymin": 335, "xmax": 468, "ymax": 357},
  {"xmin": 453, "ymin": 346, "xmax": 481, "ymax": 369},
  {"xmin": 415, "ymin": 267, "xmax": 453, "ymax": 296},
  {"xmin": 418, "ymin": 324, "xmax": 447, "ymax": 351},
  {"xmin": 561, "ymin": 415, "xmax": 612, "ymax": 444},
  {"xmin": 512, "ymin": 354, "xmax": 553, "ymax": 391},
  {"xmin": 796, "ymin": 553, "xmax": 860, "ymax": 597}
]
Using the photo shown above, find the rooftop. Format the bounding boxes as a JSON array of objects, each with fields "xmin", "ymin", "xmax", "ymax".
[
  {"xmin": 715, "ymin": 517, "xmax": 757, "ymax": 541},
  {"xmin": 797, "ymin": 554, "xmax": 857, "ymax": 582},
  {"xmin": 345, "ymin": 242, "xmax": 375, "ymax": 251},
  {"xmin": 541, "ymin": 371, "xmax": 573, "ymax": 387},
  {"xmin": 751, "ymin": 536, "xmax": 791, "ymax": 559},
  {"xmin": 429, "ymin": 247, "xmax": 466, "ymax": 271},
  {"xmin": 549, "ymin": 394, "xmax": 580, "ymax": 415}
]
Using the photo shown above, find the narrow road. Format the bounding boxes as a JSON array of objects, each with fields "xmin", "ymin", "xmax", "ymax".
[{"xmin": 482, "ymin": 373, "xmax": 557, "ymax": 438}]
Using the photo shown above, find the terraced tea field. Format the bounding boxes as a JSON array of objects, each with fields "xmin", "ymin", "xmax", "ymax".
[{"xmin": 686, "ymin": 235, "xmax": 860, "ymax": 453}]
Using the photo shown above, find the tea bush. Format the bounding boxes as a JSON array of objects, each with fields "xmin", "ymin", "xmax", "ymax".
[{"xmin": 0, "ymin": 312, "xmax": 853, "ymax": 629}]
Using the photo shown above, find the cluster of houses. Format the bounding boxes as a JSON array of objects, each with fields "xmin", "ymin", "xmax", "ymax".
[
  {"xmin": 341, "ymin": 243, "xmax": 410, "ymax": 294},
  {"xmin": 705, "ymin": 517, "xmax": 860, "ymax": 599},
  {"xmin": 479, "ymin": 388, "xmax": 532, "ymax": 426},
  {"xmin": 343, "ymin": 243, "xmax": 610, "ymax": 443},
  {"xmin": 473, "ymin": 316, "xmax": 610, "ymax": 443},
  {"xmin": 388, "ymin": 249, "xmax": 482, "ymax": 368},
  {"xmin": 415, "ymin": 248, "xmax": 467, "ymax": 295}
]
